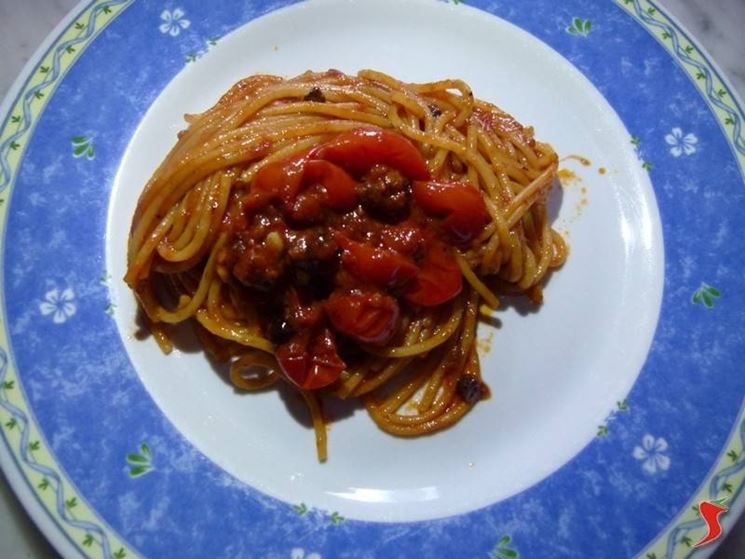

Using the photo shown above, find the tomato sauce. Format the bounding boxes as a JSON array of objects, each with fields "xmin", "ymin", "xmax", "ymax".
[{"xmin": 221, "ymin": 128, "xmax": 489, "ymax": 390}]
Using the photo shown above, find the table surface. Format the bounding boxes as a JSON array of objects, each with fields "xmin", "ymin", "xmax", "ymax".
[{"xmin": 1, "ymin": 1, "xmax": 744, "ymax": 557}]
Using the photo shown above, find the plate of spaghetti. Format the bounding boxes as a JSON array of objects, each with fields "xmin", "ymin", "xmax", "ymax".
[{"xmin": 1, "ymin": 1, "xmax": 744, "ymax": 558}]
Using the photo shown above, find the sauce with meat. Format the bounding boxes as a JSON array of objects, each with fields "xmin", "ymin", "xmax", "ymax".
[{"xmin": 220, "ymin": 127, "xmax": 489, "ymax": 389}]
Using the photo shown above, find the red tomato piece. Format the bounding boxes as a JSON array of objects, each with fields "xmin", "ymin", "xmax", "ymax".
[
  {"xmin": 325, "ymin": 290, "xmax": 400, "ymax": 345},
  {"xmin": 337, "ymin": 234, "xmax": 418, "ymax": 290},
  {"xmin": 244, "ymin": 155, "xmax": 357, "ymax": 219},
  {"xmin": 405, "ymin": 241, "xmax": 462, "ymax": 306},
  {"xmin": 412, "ymin": 181, "xmax": 489, "ymax": 243},
  {"xmin": 243, "ymin": 155, "xmax": 304, "ymax": 212},
  {"xmin": 302, "ymin": 160, "xmax": 357, "ymax": 210},
  {"xmin": 378, "ymin": 221, "xmax": 425, "ymax": 256},
  {"xmin": 275, "ymin": 328, "xmax": 346, "ymax": 390},
  {"xmin": 311, "ymin": 128, "xmax": 431, "ymax": 180}
]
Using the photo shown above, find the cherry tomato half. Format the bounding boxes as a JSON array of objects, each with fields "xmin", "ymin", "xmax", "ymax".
[
  {"xmin": 311, "ymin": 128, "xmax": 431, "ymax": 181},
  {"xmin": 244, "ymin": 155, "xmax": 357, "ymax": 220},
  {"xmin": 337, "ymin": 234, "xmax": 418, "ymax": 290},
  {"xmin": 412, "ymin": 180, "xmax": 489, "ymax": 244},
  {"xmin": 325, "ymin": 290, "xmax": 400, "ymax": 345},
  {"xmin": 405, "ymin": 241, "xmax": 462, "ymax": 307},
  {"xmin": 275, "ymin": 327, "xmax": 346, "ymax": 390},
  {"xmin": 243, "ymin": 153, "xmax": 305, "ymax": 212}
]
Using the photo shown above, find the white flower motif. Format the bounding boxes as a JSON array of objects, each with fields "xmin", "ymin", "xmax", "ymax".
[
  {"xmin": 633, "ymin": 434, "xmax": 670, "ymax": 474},
  {"xmin": 664, "ymin": 127, "xmax": 698, "ymax": 157},
  {"xmin": 39, "ymin": 288, "xmax": 77, "ymax": 324},
  {"xmin": 159, "ymin": 8, "xmax": 191, "ymax": 37},
  {"xmin": 291, "ymin": 548, "xmax": 321, "ymax": 559}
]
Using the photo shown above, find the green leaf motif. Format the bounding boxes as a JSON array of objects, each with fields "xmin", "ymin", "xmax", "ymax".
[
  {"xmin": 695, "ymin": 71, "xmax": 705, "ymax": 80},
  {"xmin": 646, "ymin": 554, "xmax": 658, "ymax": 559},
  {"xmin": 28, "ymin": 440, "xmax": 40, "ymax": 452},
  {"xmin": 65, "ymin": 497, "xmax": 78, "ymax": 509},
  {"xmin": 597, "ymin": 424, "xmax": 609, "ymax": 437},
  {"xmin": 727, "ymin": 450, "xmax": 740, "ymax": 463},
  {"xmin": 105, "ymin": 303, "xmax": 116, "ymax": 316},
  {"xmin": 646, "ymin": 7, "xmax": 656, "ymax": 15},
  {"xmin": 113, "ymin": 548, "xmax": 126, "ymax": 559},
  {"xmin": 617, "ymin": 399, "xmax": 629, "ymax": 412},
  {"xmin": 713, "ymin": 496, "xmax": 729, "ymax": 507},
  {"xmin": 293, "ymin": 503, "xmax": 308, "ymax": 515},
  {"xmin": 5, "ymin": 418, "xmax": 17, "ymax": 430},
  {"xmin": 490, "ymin": 534, "xmax": 519, "ymax": 559},
  {"xmin": 630, "ymin": 136, "xmax": 641, "ymax": 146},
  {"xmin": 702, "ymin": 292, "xmax": 713, "ymax": 308},
  {"xmin": 723, "ymin": 482, "xmax": 733, "ymax": 494},
  {"xmin": 681, "ymin": 535, "xmax": 692, "ymax": 548},
  {"xmin": 33, "ymin": 90, "xmax": 44, "ymax": 100},
  {"xmin": 661, "ymin": 31, "xmax": 671, "ymax": 40},
  {"xmin": 82, "ymin": 534, "xmax": 94, "ymax": 547},
  {"xmin": 725, "ymin": 117, "xmax": 735, "ymax": 125},
  {"xmin": 330, "ymin": 511, "xmax": 345, "ymax": 524},
  {"xmin": 10, "ymin": 141, "xmax": 20, "ymax": 150},
  {"xmin": 566, "ymin": 17, "xmax": 592, "ymax": 37},
  {"xmin": 38, "ymin": 478, "xmax": 50, "ymax": 491},
  {"xmin": 641, "ymin": 161, "xmax": 653, "ymax": 171},
  {"xmin": 75, "ymin": 22, "xmax": 85, "ymax": 30},
  {"xmin": 692, "ymin": 282, "xmax": 721, "ymax": 308},
  {"xmin": 10, "ymin": 115, "xmax": 21, "ymax": 123},
  {"xmin": 71, "ymin": 136, "xmax": 94, "ymax": 160},
  {"xmin": 65, "ymin": 45, "xmax": 76, "ymax": 54},
  {"xmin": 128, "ymin": 465, "xmax": 148, "ymax": 478},
  {"xmin": 684, "ymin": 45, "xmax": 693, "ymax": 54},
  {"xmin": 126, "ymin": 442, "xmax": 153, "ymax": 477},
  {"xmin": 39, "ymin": 65, "xmax": 50, "ymax": 74},
  {"xmin": 3, "ymin": 380, "xmax": 14, "ymax": 390},
  {"xmin": 717, "ymin": 88, "xmax": 727, "ymax": 98},
  {"xmin": 103, "ymin": 6, "xmax": 112, "ymax": 14}
]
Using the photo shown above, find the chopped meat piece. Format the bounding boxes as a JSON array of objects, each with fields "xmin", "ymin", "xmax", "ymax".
[
  {"xmin": 233, "ymin": 242, "xmax": 284, "ymax": 292},
  {"xmin": 304, "ymin": 87, "xmax": 326, "ymax": 103},
  {"xmin": 456, "ymin": 375, "xmax": 487, "ymax": 404},
  {"xmin": 358, "ymin": 164, "xmax": 411, "ymax": 222}
]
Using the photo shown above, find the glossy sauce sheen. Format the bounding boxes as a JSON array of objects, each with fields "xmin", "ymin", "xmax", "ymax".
[{"xmin": 221, "ymin": 128, "xmax": 489, "ymax": 390}]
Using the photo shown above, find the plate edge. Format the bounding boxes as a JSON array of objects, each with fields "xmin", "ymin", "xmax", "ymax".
[
  {"xmin": 615, "ymin": 3, "xmax": 745, "ymax": 557},
  {"xmin": 0, "ymin": 2, "xmax": 139, "ymax": 558}
]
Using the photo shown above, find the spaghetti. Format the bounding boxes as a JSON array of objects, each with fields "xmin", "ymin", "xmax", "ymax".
[{"xmin": 125, "ymin": 70, "xmax": 567, "ymax": 461}]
